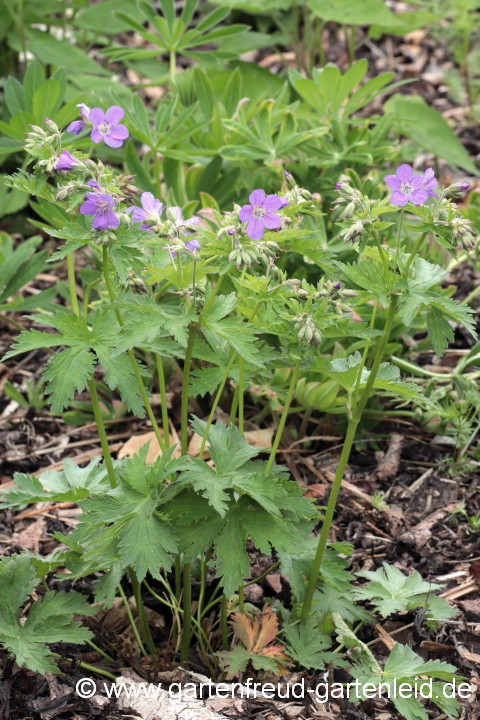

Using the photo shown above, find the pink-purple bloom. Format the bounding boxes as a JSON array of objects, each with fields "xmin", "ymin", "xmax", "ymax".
[
  {"xmin": 167, "ymin": 206, "xmax": 200, "ymax": 231},
  {"xmin": 80, "ymin": 192, "xmax": 119, "ymax": 230},
  {"xmin": 56, "ymin": 150, "xmax": 76, "ymax": 171},
  {"xmin": 171, "ymin": 233, "xmax": 200, "ymax": 258},
  {"xmin": 77, "ymin": 103, "xmax": 90, "ymax": 119},
  {"xmin": 385, "ymin": 164, "xmax": 433, "ymax": 206},
  {"xmin": 67, "ymin": 120, "xmax": 84, "ymax": 135},
  {"xmin": 239, "ymin": 189, "xmax": 286, "ymax": 240},
  {"xmin": 420, "ymin": 168, "xmax": 437, "ymax": 198},
  {"xmin": 128, "ymin": 192, "xmax": 164, "ymax": 230},
  {"xmin": 89, "ymin": 106, "xmax": 129, "ymax": 148}
]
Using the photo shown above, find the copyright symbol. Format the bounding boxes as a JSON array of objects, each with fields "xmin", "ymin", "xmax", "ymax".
[{"xmin": 76, "ymin": 678, "xmax": 97, "ymax": 699}]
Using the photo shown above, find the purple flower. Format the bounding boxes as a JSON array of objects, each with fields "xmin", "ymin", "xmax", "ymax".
[
  {"xmin": 80, "ymin": 192, "xmax": 119, "ymax": 230},
  {"xmin": 56, "ymin": 150, "xmax": 77, "ymax": 171},
  {"xmin": 166, "ymin": 206, "xmax": 200, "ymax": 230},
  {"xmin": 420, "ymin": 168, "xmax": 437, "ymax": 198},
  {"xmin": 239, "ymin": 189, "xmax": 284, "ymax": 240},
  {"xmin": 385, "ymin": 164, "xmax": 429, "ymax": 206},
  {"xmin": 77, "ymin": 103, "xmax": 90, "ymax": 119},
  {"xmin": 128, "ymin": 192, "xmax": 164, "ymax": 230},
  {"xmin": 89, "ymin": 106, "xmax": 129, "ymax": 148},
  {"xmin": 171, "ymin": 233, "xmax": 200, "ymax": 258},
  {"xmin": 67, "ymin": 120, "xmax": 84, "ymax": 135},
  {"xmin": 88, "ymin": 179, "xmax": 101, "ymax": 189}
]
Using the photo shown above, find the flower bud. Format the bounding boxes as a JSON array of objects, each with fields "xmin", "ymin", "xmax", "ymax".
[
  {"xmin": 340, "ymin": 201, "xmax": 356, "ymax": 220},
  {"xmin": 445, "ymin": 182, "xmax": 470, "ymax": 198},
  {"xmin": 333, "ymin": 282, "xmax": 341, "ymax": 290},
  {"xmin": 44, "ymin": 118, "xmax": 59, "ymax": 133},
  {"xmin": 284, "ymin": 170, "xmax": 295, "ymax": 187}
]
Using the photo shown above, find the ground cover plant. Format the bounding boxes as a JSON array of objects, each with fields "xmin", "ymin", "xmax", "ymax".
[{"xmin": 1, "ymin": 2, "xmax": 479, "ymax": 720}]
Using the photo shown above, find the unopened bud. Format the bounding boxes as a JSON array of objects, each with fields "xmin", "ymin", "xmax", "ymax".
[
  {"xmin": 340, "ymin": 201, "xmax": 356, "ymax": 220},
  {"xmin": 333, "ymin": 282, "xmax": 341, "ymax": 290},
  {"xmin": 445, "ymin": 182, "xmax": 470, "ymax": 198},
  {"xmin": 44, "ymin": 118, "xmax": 59, "ymax": 133}
]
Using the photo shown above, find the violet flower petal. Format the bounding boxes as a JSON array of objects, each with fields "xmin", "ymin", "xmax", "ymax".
[
  {"xmin": 89, "ymin": 108, "xmax": 105, "ymax": 126},
  {"xmin": 262, "ymin": 213, "xmax": 281, "ymax": 230},
  {"xmin": 239, "ymin": 205, "xmax": 253, "ymax": 222},
  {"xmin": 249, "ymin": 189, "xmax": 266, "ymax": 206},
  {"xmin": 247, "ymin": 217, "xmax": 264, "ymax": 240},
  {"xmin": 263, "ymin": 194, "xmax": 284, "ymax": 212},
  {"xmin": 390, "ymin": 191, "xmax": 409, "ymax": 206},
  {"xmin": 105, "ymin": 106, "xmax": 124, "ymax": 124},
  {"xmin": 396, "ymin": 164, "xmax": 413, "ymax": 182}
]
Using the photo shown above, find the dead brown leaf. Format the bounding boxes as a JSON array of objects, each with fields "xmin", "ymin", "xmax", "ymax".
[
  {"xmin": 231, "ymin": 607, "xmax": 289, "ymax": 674},
  {"xmin": 304, "ymin": 483, "xmax": 328, "ymax": 498},
  {"xmin": 118, "ymin": 426, "xmax": 180, "ymax": 463},
  {"xmin": 12, "ymin": 517, "xmax": 46, "ymax": 552}
]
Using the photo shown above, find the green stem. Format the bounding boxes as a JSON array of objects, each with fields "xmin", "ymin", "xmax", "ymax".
[
  {"xmin": 175, "ymin": 556, "xmax": 182, "ymax": 602},
  {"xmin": 86, "ymin": 639, "xmax": 115, "ymax": 663},
  {"xmin": 374, "ymin": 234, "xmax": 389, "ymax": 278},
  {"xmin": 102, "ymin": 245, "xmax": 166, "ymax": 451},
  {"xmin": 352, "ymin": 300, "xmax": 377, "ymax": 408},
  {"xmin": 117, "ymin": 584, "xmax": 147, "ymax": 657},
  {"xmin": 347, "ymin": 25, "xmax": 356, "ymax": 66},
  {"xmin": 180, "ymin": 562, "xmax": 192, "ymax": 663},
  {"xmin": 266, "ymin": 358, "xmax": 301, "ymax": 472},
  {"xmin": 220, "ymin": 596, "xmax": 229, "ymax": 650},
  {"xmin": 299, "ymin": 407, "xmax": 313, "ymax": 439},
  {"xmin": 83, "ymin": 277, "xmax": 102, "ymax": 321},
  {"xmin": 88, "ymin": 379, "xmax": 116, "ymax": 488},
  {"xmin": 180, "ymin": 326, "xmax": 197, "ymax": 456},
  {"xmin": 393, "ymin": 208, "xmax": 404, "ymax": 278},
  {"xmin": 301, "ymin": 294, "xmax": 399, "ymax": 621},
  {"xmin": 78, "ymin": 661, "xmax": 116, "ymax": 681},
  {"xmin": 129, "ymin": 569, "xmax": 157, "ymax": 662},
  {"xmin": 244, "ymin": 560, "xmax": 280, "ymax": 587},
  {"xmin": 238, "ymin": 356, "xmax": 245, "ymax": 435},
  {"xmin": 404, "ymin": 230, "xmax": 427, "ymax": 272},
  {"xmin": 68, "ymin": 252, "xmax": 116, "ymax": 489},
  {"xmin": 238, "ymin": 584, "xmax": 245, "ymax": 613},
  {"xmin": 67, "ymin": 253, "xmax": 80, "ymax": 317},
  {"xmin": 179, "ymin": 324, "xmax": 197, "ymax": 664},
  {"xmin": 155, "ymin": 354, "xmax": 170, "ymax": 447},
  {"xmin": 229, "ymin": 387, "xmax": 239, "ymax": 424},
  {"xmin": 200, "ymin": 352, "xmax": 237, "ymax": 457}
]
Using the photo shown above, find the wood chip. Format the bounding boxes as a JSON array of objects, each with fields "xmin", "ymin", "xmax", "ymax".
[
  {"xmin": 373, "ymin": 433, "xmax": 403, "ymax": 480},
  {"xmin": 399, "ymin": 503, "xmax": 461, "ymax": 549},
  {"xmin": 11, "ymin": 517, "xmax": 46, "ymax": 552}
]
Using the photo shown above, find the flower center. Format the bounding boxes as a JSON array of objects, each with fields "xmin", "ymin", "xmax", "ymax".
[
  {"xmin": 98, "ymin": 197, "xmax": 113, "ymax": 212},
  {"xmin": 253, "ymin": 206, "xmax": 266, "ymax": 217},
  {"xmin": 99, "ymin": 122, "xmax": 112, "ymax": 135},
  {"xmin": 401, "ymin": 181, "xmax": 413, "ymax": 195}
]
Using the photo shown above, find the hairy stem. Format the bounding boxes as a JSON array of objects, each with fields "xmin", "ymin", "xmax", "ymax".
[
  {"xmin": 301, "ymin": 294, "xmax": 399, "ymax": 621},
  {"xmin": 238, "ymin": 356, "xmax": 245, "ymax": 435},
  {"xmin": 155, "ymin": 354, "xmax": 170, "ymax": 448},
  {"xmin": 118, "ymin": 583, "xmax": 146, "ymax": 657},
  {"xmin": 67, "ymin": 253, "xmax": 116, "ymax": 488},
  {"xmin": 102, "ymin": 245, "xmax": 166, "ymax": 451},
  {"xmin": 267, "ymin": 358, "xmax": 301, "ymax": 472},
  {"xmin": 180, "ymin": 562, "xmax": 192, "ymax": 663},
  {"xmin": 129, "ymin": 568, "xmax": 157, "ymax": 662},
  {"xmin": 220, "ymin": 596, "xmax": 229, "ymax": 650}
]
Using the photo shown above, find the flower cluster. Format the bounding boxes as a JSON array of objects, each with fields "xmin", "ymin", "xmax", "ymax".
[
  {"xmin": 293, "ymin": 313, "xmax": 322, "ymax": 345},
  {"xmin": 68, "ymin": 104, "xmax": 129, "ymax": 148},
  {"xmin": 385, "ymin": 164, "xmax": 437, "ymax": 206}
]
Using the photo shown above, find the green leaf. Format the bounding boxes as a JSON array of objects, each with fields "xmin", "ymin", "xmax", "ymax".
[
  {"xmin": 193, "ymin": 67, "xmax": 215, "ymax": 121},
  {"xmin": 32, "ymin": 79, "xmax": 61, "ymax": 121},
  {"xmin": 74, "ymin": 0, "xmax": 145, "ymax": 33},
  {"xmin": 95, "ymin": 347, "xmax": 146, "ymax": 418},
  {"xmin": 284, "ymin": 617, "xmax": 340, "ymax": 670},
  {"xmin": 309, "ymin": 0, "xmax": 401, "ymax": 26},
  {"xmin": 354, "ymin": 563, "xmax": 445, "ymax": 617},
  {"xmin": 4, "ymin": 77, "xmax": 25, "ymax": 116},
  {"xmin": 22, "ymin": 29, "xmax": 108, "ymax": 76},
  {"xmin": 385, "ymin": 95, "xmax": 478, "ymax": 175},
  {"xmin": 0, "ymin": 555, "xmax": 96, "ymax": 674},
  {"xmin": 23, "ymin": 61, "xmax": 46, "ymax": 112},
  {"xmin": 426, "ymin": 307, "xmax": 454, "ymax": 358},
  {"xmin": 222, "ymin": 66, "xmax": 242, "ymax": 115},
  {"xmin": 43, "ymin": 347, "xmax": 95, "ymax": 413}
]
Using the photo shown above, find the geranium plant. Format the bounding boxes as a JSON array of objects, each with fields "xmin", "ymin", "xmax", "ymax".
[{"xmin": 1, "ymin": 102, "xmax": 476, "ymax": 720}]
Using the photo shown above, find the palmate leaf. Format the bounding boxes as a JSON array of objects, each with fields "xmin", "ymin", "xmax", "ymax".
[
  {"xmin": 354, "ymin": 563, "xmax": 457, "ymax": 622},
  {"xmin": 284, "ymin": 616, "xmax": 345, "ymax": 670},
  {"xmin": 114, "ymin": 293, "xmax": 195, "ymax": 349},
  {"xmin": 0, "ymin": 457, "xmax": 112, "ymax": 509},
  {"xmin": 0, "ymin": 555, "xmax": 96, "ymax": 674}
]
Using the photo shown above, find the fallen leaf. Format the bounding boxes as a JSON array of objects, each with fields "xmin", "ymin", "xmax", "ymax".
[
  {"xmin": 118, "ymin": 426, "xmax": 180, "ymax": 463},
  {"xmin": 304, "ymin": 483, "xmax": 328, "ymax": 498},
  {"xmin": 12, "ymin": 517, "xmax": 46, "ymax": 552}
]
